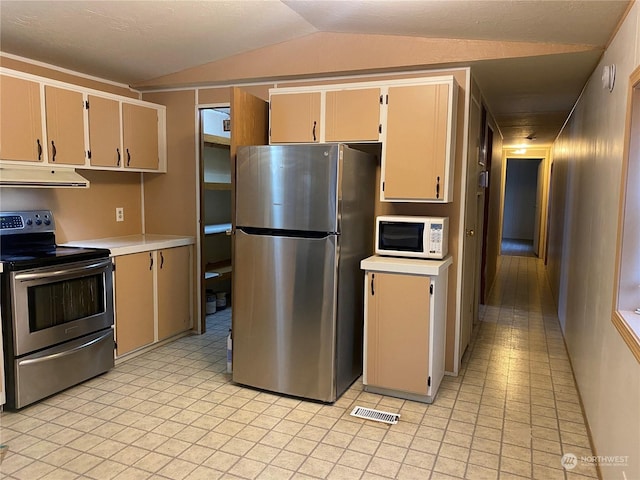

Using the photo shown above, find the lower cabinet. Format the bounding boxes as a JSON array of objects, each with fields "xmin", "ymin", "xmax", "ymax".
[
  {"xmin": 114, "ymin": 246, "xmax": 192, "ymax": 357},
  {"xmin": 361, "ymin": 256, "xmax": 451, "ymax": 403},
  {"xmin": 157, "ymin": 246, "xmax": 191, "ymax": 340},
  {"xmin": 114, "ymin": 251, "xmax": 155, "ymax": 356}
]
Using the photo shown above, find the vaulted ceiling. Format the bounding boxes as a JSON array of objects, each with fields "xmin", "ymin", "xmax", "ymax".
[{"xmin": 0, "ymin": 1, "xmax": 632, "ymax": 147}]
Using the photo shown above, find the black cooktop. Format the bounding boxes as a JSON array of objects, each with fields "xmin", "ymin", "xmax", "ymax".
[
  {"xmin": 0, "ymin": 245, "xmax": 111, "ymax": 271},
  {"xmin": 0, "ymin": 211, "xmax": 111, "ymax": 272}
]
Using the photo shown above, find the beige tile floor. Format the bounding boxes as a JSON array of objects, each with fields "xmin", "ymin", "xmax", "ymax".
[{"xmin": 0, "ymin": 256, "xmax": 598, "ymax": 479}]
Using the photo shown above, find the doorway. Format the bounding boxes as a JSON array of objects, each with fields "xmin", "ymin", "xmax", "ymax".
[{"xmin": 501, "ymin": 158, "xmax": 543, "ymax": 257}]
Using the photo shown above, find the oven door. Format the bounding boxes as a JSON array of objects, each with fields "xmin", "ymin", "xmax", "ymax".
[{"xmin": 10, "ymin": 257, "xmax": 114, "ymax": 356}]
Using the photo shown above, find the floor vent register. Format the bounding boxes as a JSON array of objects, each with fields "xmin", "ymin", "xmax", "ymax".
[{"xmin": 350, "ymin": 406, "xmax": 400, "ymax": 425}]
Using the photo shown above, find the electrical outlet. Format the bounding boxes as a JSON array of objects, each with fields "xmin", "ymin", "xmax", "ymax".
[{"xmin": 116, "ymin": 207, "xmax": 124, "ymax": 222}]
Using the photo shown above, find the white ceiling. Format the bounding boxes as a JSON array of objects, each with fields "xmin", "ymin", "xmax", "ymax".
[{"xmin": 0, "ymin": 0, "xmax": 631, "ymax": 147}]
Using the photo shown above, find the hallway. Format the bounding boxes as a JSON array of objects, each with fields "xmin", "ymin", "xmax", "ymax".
[{"xmin": 0, "ymin": 256, "xmax": 597, "ymax": 480}]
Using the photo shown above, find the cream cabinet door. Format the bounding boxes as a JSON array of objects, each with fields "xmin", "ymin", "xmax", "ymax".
[
  {"xmin": 157, "ymin": 246, "xmax": 192, "ymax": 340},
  {"xmin": 88, "ymin": 95, "xmax": 121, "ymax": 167},
  {"xmin": 270, "ymin": 92, "xmax": 321, "ymax": 143},
  {"xmin": 325, "ymin": 88, "xmax": 381, "ymax": 142},
  {"xmin": 44, "ymin": 85, "xmax": 86, "ymax": 165},
  {"xmin": 366, "ymin": 271, "xmax": 431, "ymax": 395},
  {"xmin": 383, "ymin": 83, "xmax": 451, "ymax": 201},
  {"xmin": 0, "ymin": 75, "xmax": 43, "ymax": 162},
  {"xmin": 114, "ymin": 252, "xmax": 155, "ymax": 356},
  {"xmin": 123, "ymin": 103, "xmax": 159, "ymax": 170}
]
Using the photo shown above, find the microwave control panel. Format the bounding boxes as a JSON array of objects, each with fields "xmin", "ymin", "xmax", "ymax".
[{"xmin": 428, "ymin": 224, "xmax": 444, "ymax": 255}]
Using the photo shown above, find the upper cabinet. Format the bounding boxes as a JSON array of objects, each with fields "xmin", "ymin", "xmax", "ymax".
[
  {"xmin": 0, "ymin": 75, "xmax": 43, "ymax": 162},
  {"xmin": 87, "ymin": 95, "xmax": 121, "ymax": 168},
  {"xmin": 269, "ymin": 76, "xmax": 458, "ymax": 203},
  {"xmin": 382, "ymin": 81, "xmax": 457, "ymax": 202},
  {"xmin": 325, "ymin": 88, "xmax": 381, "ymax": 142},
  {"xmin": 123, "ymin": 103, "xmax": 159, "ymax": 170},
  {"xmin": 0, "ymin": 68, "xmax": 167, "ymax": 173},
  {"xmin": 44, "ymin": 86, "xmax": 85, "ymax": 165},
  {"xmin": 270, "ymin": 92, "xmax": 321, "ymax": 143}
]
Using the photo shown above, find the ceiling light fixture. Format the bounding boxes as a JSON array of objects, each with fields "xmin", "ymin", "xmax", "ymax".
[{"xmin": 525, "ymin": 133, "xmax": 537, "ymax": 140}]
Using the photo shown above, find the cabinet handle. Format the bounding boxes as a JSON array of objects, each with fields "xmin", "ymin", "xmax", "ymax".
[
  {"xmin": 116, "ymin": 148, "xmax": 121, "ymax": 166},
  {"xmin": 436, "ymin": 176, "xmax": 440, "ymax": 199},
  {"xmin": 126, "ymin": 148, "xmax": 131, "ymax": 166},
  {"xmin": 371, "ymin": 273, "xmax": 375, "ymax": 296},
  {"xmin": 149, "ymin": 252, "xmax": 153, "ymax": 270},
  {"xmin": 37, "ymin": 139, "xmax": 42, "ymax": 160},
  {"xmin": 312, "ymin": 121, "xmax": 317, "ymax": 142},
  {"xmin": 51, "ymin": 140, "xmax": 57, "ymax": 162},
  {"xmin": 160, "ymin": 251, "xmax": 164, "ymax": 269}
]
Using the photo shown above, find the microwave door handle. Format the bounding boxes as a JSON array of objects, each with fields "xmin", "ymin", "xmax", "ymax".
[{"xmin": 13, "ymin": 259, "xmax": 111, "ymax": 281}]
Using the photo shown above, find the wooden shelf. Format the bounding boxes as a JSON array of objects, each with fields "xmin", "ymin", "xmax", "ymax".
[
  {"xmin": 203, "ymin": 133, "xmax": 230, "ymax": 147},
  {"xmin": 204, "ymin": 223, "xmax": 232, "ymax": 235},
  {"xmin": 204, "ymin": 182, "xmax": 231, "ymax": 191},
  {"xmin": 205, "ymin": 259, "xmax": 232, "ymax": 282}
]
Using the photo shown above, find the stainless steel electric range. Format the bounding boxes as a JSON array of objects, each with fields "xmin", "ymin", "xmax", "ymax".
[{"xmin": 0, "ymin": 210, "xmax": 115, "ymax": 409}]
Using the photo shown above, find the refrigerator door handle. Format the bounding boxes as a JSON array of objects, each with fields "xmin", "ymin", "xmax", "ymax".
[{"xmin": 237, "ymin": 226, "xmax": 336, "ymax": 239}]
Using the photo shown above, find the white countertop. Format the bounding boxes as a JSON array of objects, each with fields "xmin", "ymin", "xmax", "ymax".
[
  {"xmin": 62, "ymin": 234, "xmax": 195, "ymax": 257},
  {"xmin": 361, "ymin": 255, "xmax": 453, "ymax": 276}
]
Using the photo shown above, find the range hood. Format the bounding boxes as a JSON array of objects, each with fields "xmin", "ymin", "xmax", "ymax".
[{"xmin": 0, "ymin": 165, "xmax": 90, "ymax": 188}]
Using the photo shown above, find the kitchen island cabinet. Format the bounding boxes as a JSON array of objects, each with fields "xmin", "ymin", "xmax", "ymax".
[{"xmin": 361, "ymin": 255, "xmax": 452, "ymax": 403}]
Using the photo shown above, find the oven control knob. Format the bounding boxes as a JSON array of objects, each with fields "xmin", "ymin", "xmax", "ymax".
[
  {"xmin": 44, "ymin": 218, "xmax": 51, "ymax": 226},
  {"xmin": 35, "ymin": 218, "xmax": 42, "ymax": 225},
  {"xmin": 25, "ymin": 219, "xmax": 33, "ymax": 226}
]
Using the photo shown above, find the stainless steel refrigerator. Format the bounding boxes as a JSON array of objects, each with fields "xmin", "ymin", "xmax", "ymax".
[{"xmin": 232, "ymin": 144, "xmax": 376, "ymax": 402}]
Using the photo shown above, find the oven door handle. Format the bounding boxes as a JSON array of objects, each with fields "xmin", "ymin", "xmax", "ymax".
[
  {"xmin": 17, "ymin": 330, "xmax": 113, "ymax": 366},
  {"xmin": 13, "ymin": 259, "xmax": 112, "ymax": 281}
]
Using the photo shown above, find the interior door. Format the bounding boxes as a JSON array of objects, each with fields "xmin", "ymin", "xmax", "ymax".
[
  {"xmin": 533, "ymin": 159, "xmax": 545, "ymax": 256},
  {"xmin": 459, "ymin": 96, "xmax": 482, "ymax": 368}
]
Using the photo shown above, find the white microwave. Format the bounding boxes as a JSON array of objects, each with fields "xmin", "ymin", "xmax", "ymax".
[{"xmin": 375, "ymin": 216, "xmax": 449, "ymax": 259}]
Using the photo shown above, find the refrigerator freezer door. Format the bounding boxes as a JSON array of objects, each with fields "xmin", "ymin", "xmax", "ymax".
[
  {"xmin": 232, "ymin": 229, "xmax": 338, "ymax": 402},
  {"xmin": 236, "ymin": 144, "xmax": 340, "ymax": 232}
]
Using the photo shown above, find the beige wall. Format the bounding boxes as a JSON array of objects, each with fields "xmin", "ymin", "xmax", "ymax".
[
  {"xmin": 0, "ymin": 170, "xmax": 143, "ymax": 243},
  {"xmin": 0, "ymin": 55, "xmax": 139, "ymax": 98},
  {"xmin": 547, "ymin": 3, "xmax": 640, "ymax": 479},
  {"xmin": 136, "ymin": 32, "xmax": 597, "ymax": 90},
  {"xmin": 141, "ymin": 90, "xmax": 197, "ymax": 237}
]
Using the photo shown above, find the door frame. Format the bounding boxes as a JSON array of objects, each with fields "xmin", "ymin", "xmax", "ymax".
[{"xmin": 498, "ymin": 148, "xmax": 552, "ymax": 260}]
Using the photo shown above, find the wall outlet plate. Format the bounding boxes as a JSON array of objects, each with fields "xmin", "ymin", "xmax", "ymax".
[{"xmin": 116, "ymin": 207, "xmax": 124, "ymax": 222}]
